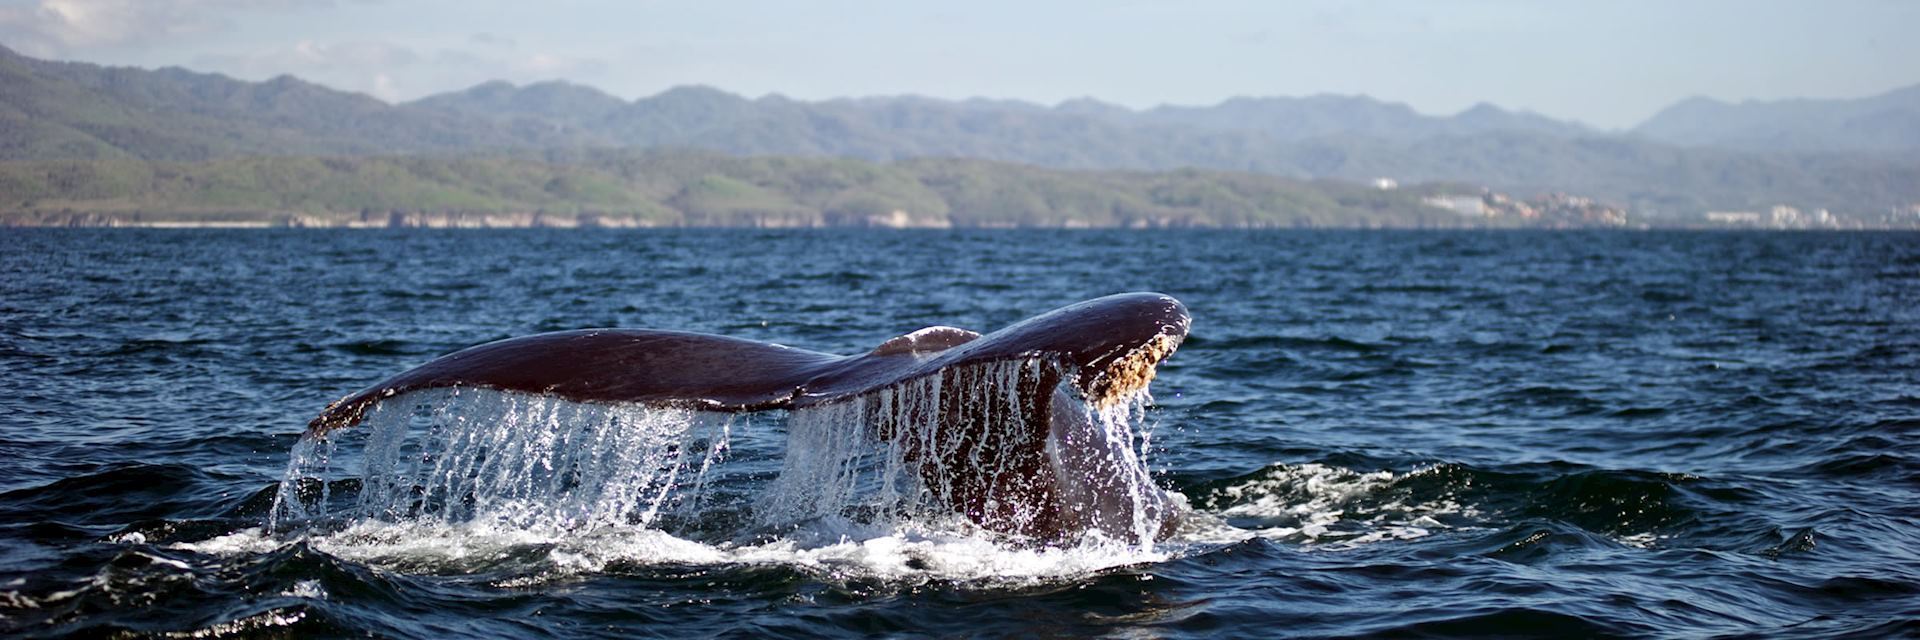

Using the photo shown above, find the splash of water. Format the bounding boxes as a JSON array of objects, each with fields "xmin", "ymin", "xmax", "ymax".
[
  {"xmin": 274, "ymin": 358, "xmax": 1176, "ymax": 555},
  {"xmin": 272, "ymin": 388, "xmax": 732, "ymax": 534},
  {"xmin": 1199, "ymin": 463, "xmax": 1473, "ymax": 545},
  {"xmin": 759, "ymin": 358, "xmax": 1177, "ymax": 548}
]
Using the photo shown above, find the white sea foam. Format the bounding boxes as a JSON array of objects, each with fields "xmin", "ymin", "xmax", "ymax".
[
  {"xmin": 1617, "ymin": 531, "xmax": 1667, "ymax": 549},
  {"xmin": 282, "ymin": 580, "xmax": 325, "ymax": 600},
  {"xmin": 178, "ymin": 519, "xmax": 1168, "ymax": 586},
  {"xmin": 1200, "ymin": 462, "xmax": 1474, "ymax": 546}
]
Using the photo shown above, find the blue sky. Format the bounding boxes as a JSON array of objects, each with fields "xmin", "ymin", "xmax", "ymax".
[{"xmin": 1, "ymin": 0, "xmax": 1914, "ymax": 129}]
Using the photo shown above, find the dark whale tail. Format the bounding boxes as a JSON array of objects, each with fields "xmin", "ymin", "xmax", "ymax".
[{"xmin": 307, "ymin": 292, "xmax": 1191, "ymax": 541}]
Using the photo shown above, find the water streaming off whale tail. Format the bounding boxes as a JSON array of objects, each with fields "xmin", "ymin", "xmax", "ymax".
[
  {"xmin": 263, "ymin": 359, "xmax": 1180, "ymax": 579},
  {"xmin": 270, "ymin": 388, "xmax": 735, "ymax": 536},
  {"xmin": 758, "ymin": 358, "xmax": 1177, "ymax": 548}
]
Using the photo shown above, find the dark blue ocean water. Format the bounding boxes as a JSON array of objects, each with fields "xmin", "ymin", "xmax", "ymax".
[{"xmin": 1, "ymin": 229, "xmax": 1917, "ymax": 638}]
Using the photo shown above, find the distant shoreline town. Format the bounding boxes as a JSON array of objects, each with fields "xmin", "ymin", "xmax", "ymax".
[
  {"xmin": 10, "ymin": 200, "xmax": 1919, "ymax": 230},
  {"xmin": 8, "ymin": 163, "xmax": 1916, "ymax": 230},
  {"xmin": 1407, "ymin": 182, "xmax": 1919, "ymax": 230}
]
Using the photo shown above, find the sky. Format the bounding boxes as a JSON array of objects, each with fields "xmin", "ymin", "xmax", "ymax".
[{"xmin": 0, "ymin": 0, "xmax": 1915, "ymax": 130}]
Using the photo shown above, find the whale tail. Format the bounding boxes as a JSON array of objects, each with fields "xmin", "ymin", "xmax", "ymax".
[{"xmin": 305, "ymin": 293, "xmax": 1190, "ymax": 541}]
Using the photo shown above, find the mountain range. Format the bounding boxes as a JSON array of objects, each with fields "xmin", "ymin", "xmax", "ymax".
[
  {"xmin": 3, "ymin": 43, "xmax": 1917, "ymax": 217},
  {"xmin": 1632, "ymin": 86, "xmax": 1920, "ymax": 154}
]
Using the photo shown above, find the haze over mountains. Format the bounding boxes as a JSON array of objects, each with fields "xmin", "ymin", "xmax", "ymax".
[
  {"xmin": 1633, "ymin": 86, "xmax": 1920, "ymax": 154},
  {"xmin": 3, "ymin": 44, "xmax": 1918, "ymax": 217}
]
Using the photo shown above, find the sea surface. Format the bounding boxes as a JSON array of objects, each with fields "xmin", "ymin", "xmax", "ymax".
[{"xmin": 1, "ymin": 229, "xmax": 1916, "ymax": 638}]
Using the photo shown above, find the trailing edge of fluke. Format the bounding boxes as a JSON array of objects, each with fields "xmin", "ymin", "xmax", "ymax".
[{"xmin": 309, "ymin": 292, "xmax": 1189, "ymax": 435}]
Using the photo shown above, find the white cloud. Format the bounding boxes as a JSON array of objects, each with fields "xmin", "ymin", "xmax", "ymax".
[
  {"xmin": 192, "ymin": 38, "xmax": 608, "ymax": 102},
  {"xmin": 195, "ymin": 38, "xmax": 416, "ymax": 100},
  {"xmin": 468, "ymin": 32, "xmax": 514, "ymax": 49},
  {"xmin": 291, "ymin": 38, "xmax": 417, "ymax": 67},
  {"xmin": 513, "ymin": 51, "xmax": 602, "ymax": 77},
  {"xmin": 371, "ymin": 71, "xmax": 395, "ymax": 100},
  {"xmin": 0, "ymin": 0, "xmax": 331, "ymax": 51}
]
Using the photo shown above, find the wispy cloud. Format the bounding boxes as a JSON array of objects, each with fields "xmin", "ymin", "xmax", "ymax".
[
  {"xmin": 0, "ymin": 0, "xmax": 330, "ymax": 54},
  {"xmin": 468, "ymin": 32, "xmax": 515, "ymax": 49},
  {"xmin": 193, "ymin": 38, "xmax": 608, "ymax": 101}
]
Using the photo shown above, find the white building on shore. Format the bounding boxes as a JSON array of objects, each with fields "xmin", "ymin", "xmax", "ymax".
[{"xmin": 1705, "ymin": 211, "xmax": 1762, "ymax": 224}]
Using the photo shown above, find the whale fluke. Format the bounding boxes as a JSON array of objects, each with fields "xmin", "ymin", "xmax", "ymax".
[{"xmin": 307, "ymin": 292, "xmax": 1191, "ymax": 541}]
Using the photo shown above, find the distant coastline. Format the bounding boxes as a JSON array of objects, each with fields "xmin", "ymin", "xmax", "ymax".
[
  {"xmin": 13, "ymin": 219, "xmax": 1912, "ymax": 230},
  {"xmin": 1, "ymin": 151, "xmax": 1664, "ymax": 230},
  {"xmin": 7, "ymin": 152, "xmax": 1912, "ymax": 229}
]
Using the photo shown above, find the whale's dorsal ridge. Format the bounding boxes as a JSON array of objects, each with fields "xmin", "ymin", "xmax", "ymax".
[{"xmin": 868, "ymin": 326, "xmax": 981, "ymax": 357}]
